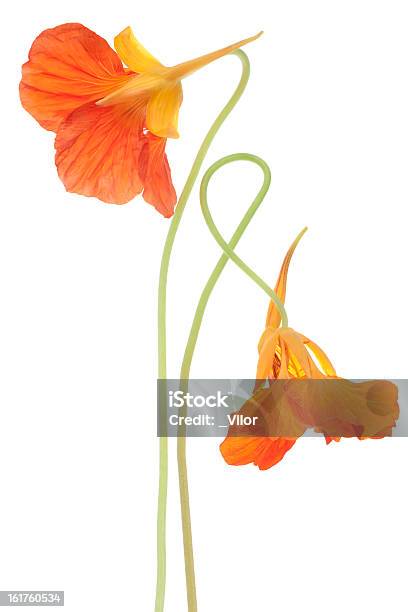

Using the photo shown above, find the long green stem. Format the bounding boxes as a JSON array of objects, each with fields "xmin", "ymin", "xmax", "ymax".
[
  {"xmin": 155, "ymin": 49, "xmax": 251, "ymax": 612},
  {"xmin": 177, "ymin": 154, "xmax": 285, "ymax": 612}
]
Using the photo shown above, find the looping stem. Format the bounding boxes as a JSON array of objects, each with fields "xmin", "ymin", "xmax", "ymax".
[
  {"xmin": 199, "ymin": 154, "xmax": 288, "ymax": 328},
  {"xmin": 180, "ymin": 154, "xmax": 279, "ymax": 381}
]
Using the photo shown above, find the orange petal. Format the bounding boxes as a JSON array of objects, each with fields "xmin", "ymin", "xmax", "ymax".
[
  {"xmin": 266, "ymin": 228, "xmax": 307, "ymax": 329},
  {"xmin": 256, "ymin": 327, "xmax": 279, "ymax": 379},
  {"xmin": 220, "ymin": 436, "xmax": 297, "ymax": 470},
  {"xmin": 146, "ymin": 82, "xmax": 183, "ymax": 139},
  {"xmin": 55, "ymin": 101, "xmax": 146, "ymax": 205},
  {"xmin": 20, "ymin": 23, "xmax": 129, "ymax": 132},
  {"xmin": 326, "ymin": 436, "xmax": 341, "ymax": 444},
  {"xmin": 302, "ymin": 336, "xmax": 337, "ymax": 377},
  {"xmin": 114, "ymin": 26, "xmax": 163, "ymax": 73},
  {"xmin": 138, "ymin": 133, "xmax": 177, "ymax": 217},
  {"xmin": 282, "ymin": 329, "xmax": 315, "ymax": 378}
]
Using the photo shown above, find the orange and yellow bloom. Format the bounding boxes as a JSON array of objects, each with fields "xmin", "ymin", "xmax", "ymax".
[
  {"xmin": 220, "ymin": 231, "xmax": 399, "ymax": 469},
  {"xmin": 20, "ymin": 24, "xmax": 261, "ymax": 216}
]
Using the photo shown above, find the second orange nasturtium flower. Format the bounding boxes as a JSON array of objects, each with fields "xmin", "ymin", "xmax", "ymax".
[
  {"xmin": 220, "ymin": 231, "xmax": 399, "ymax": 469},
  {"xmin": 20, "ymin": 24, "xmax": 261, "ymax": 217}
]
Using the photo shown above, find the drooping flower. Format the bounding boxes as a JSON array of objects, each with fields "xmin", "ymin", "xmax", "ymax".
[
  {"xmin": 20, "ymin": 24, "xmax": 261, "ymax": 216},
  {"xmin": 220, "ymin": 231, "xmax": 399, "ymax": 469}
]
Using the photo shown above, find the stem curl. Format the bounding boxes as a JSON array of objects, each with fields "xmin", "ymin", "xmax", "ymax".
[
  {"xmin": 199, "ymin": 155, "xmax": 288, "ymax": 328},
  {"xmin": 180, "ymin": 154, "xmax": 281, "ymax": 381}
]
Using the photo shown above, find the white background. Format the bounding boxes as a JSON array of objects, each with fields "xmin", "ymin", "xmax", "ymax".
[{"xmin": 1, "ymin": 1, "xmax": 408, "ymax": 610}]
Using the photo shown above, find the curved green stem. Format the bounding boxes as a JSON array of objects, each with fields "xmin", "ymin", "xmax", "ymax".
[
  {"xmin": 155, "ymin": 49, "xmax": 251, "ymax": 612},
  {"xmin": 200, "ymin": 155, "xmax": 288, "ymax": 327},
  {"xmin": 180, "ymin": 154, "xmax": 276, "ymax": 380}
]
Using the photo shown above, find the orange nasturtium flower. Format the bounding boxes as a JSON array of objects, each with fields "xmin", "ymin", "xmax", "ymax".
[
  {"xmin": 20, "ymin": 24, "xmax": 261, "ymax": 217},
  {"xmin": 220, "ymin": 231, "xmax": 399, "ymax": 469}
]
